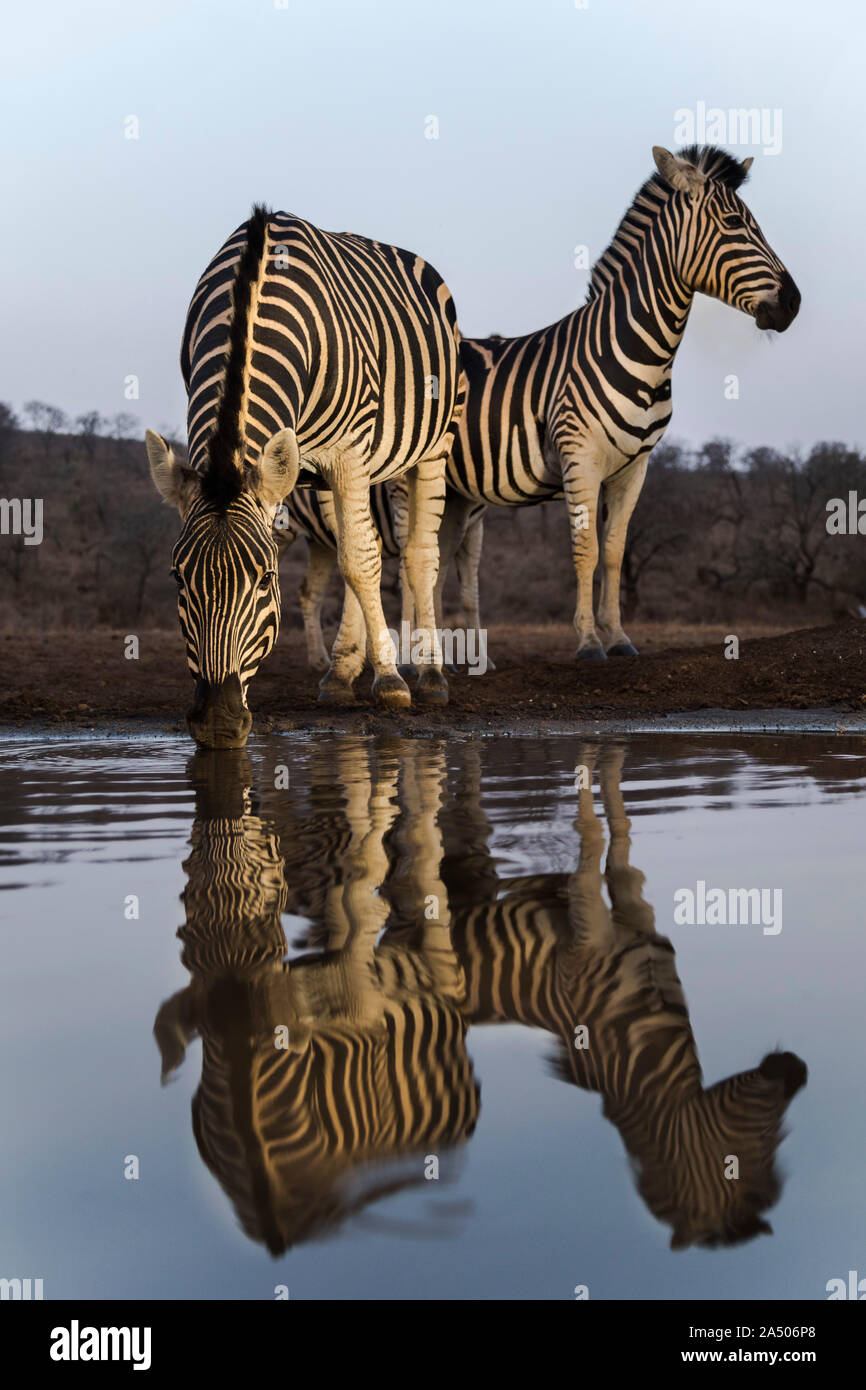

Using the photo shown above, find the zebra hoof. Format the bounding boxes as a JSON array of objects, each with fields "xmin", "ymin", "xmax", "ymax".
[
  {"xmin": 318, "ymin": 672, "xmax": 357, "ymax": 705},
  {"xmin": 576, "ymin": 645, "xmax": 607, "ymax": 661},
  {"xmin": 606, "ymin": 642, "xmax": 639, "ymax": 658},
  {"xmin": 372, "ymin": 673, "xmax": 412, "ymax": 709},
  {"xmin": 416, "ymin": 670, "xmax": 449, "ymax": 706}
]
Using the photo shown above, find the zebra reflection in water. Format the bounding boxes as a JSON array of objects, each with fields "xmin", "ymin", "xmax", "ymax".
[
  {"xmin": 155, "ymin": 740, "xmax": 806, "ymax": 1254},
  {"xmin": 450, "ymin": 744, "xmax": 807, "ymax": 1250},
  {"xmin": 154, "ymin": 745, "xmax": 478, "ymax": 1254}
]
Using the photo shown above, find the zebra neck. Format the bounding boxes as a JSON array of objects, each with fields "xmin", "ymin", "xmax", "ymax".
[
  {"xmin": 584, "ymin": 193, "xmax": 694, "ymax": 377},
  {"xmin": 600, "ymin": 1045, "xmax": 708, "ymax": 1139}
]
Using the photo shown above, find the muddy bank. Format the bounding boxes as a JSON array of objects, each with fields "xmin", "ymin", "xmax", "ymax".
[
  {"xmin": 2, "ymin": 710, "xmax": 864, "ymax": 744},
  {"xmin": 1, "ymin": 619, "xmax": 864, "ymax": 738}
]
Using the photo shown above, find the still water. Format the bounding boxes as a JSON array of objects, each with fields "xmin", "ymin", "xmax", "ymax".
[{"xmin": 1, "ymin": 733, "xmax": 864, "ymax": 1301}]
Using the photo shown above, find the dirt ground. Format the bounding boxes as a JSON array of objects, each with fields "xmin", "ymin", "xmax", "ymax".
[{"xmin": 1, "ymin": 618, "xmax": 864, "ymax": 736}]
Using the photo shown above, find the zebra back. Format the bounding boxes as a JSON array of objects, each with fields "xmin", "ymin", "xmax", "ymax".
[{"xmin": 182, "ymin": 210, "xmax": 463, "ymax": 485}]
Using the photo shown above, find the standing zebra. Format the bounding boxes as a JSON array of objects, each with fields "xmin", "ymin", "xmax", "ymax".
[
  {"xmin": 146, "ymin": 205, "xmax": 464, "ymax": 746},
  {"xmin": 274, "ymin": 484, "xmax": 486, "ymax": 672},
  {"xmin": 441, "ymin": 145, "xmax": 800, "ymax": 659}
]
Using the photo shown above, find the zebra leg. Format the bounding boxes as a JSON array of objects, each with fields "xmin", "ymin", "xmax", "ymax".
[
  {"xmin": 430, "ymin": 491, "xmax": 476, "ymax": 673},
  {"xmin": 299, "ymin": 540, "xmax": 338, "ymax": 672},
  {"xmin": 597, "ymin": 744, "xmax": 656, "ymax": 937},
  {"xmin": 598, "ymin": 458, "xmax": 648, "ymax": 657},
  {"xmin": 153, "ymin": 986, "xmax": 199, "ymax": 1081},
  {"xmin": 322, "ymin": 468, "xmax": 410, "ymax": 708},
  {"xmin": 388, "ymin": 743, "xmax": 465, "ymax": 1001},
  {"xmin": 311, "ymin": 742, "xmax": 398, "ymax": 1030},
  {"xmin": 320, "ymin": 581, "xmax": 366, "ymax": 703},
  {"xmin": 565, "ymin": 743, "xmax": 621, "ymax": 955},
  {"xmin": 454, "ymin": 509, "xmax": 495, "ymax": 671},
  {"xmin": 395, "ymin": 487, "xmax": 472, "ymax": 676},
  {"xmin": 402, "ymin": 457, "xmax": 448, "ymax": 705},
  {"xmin": 384, "ymin": 476, "xmax": 418, "ymax": 676},
  {"xmin": 561, "ymin": 459, "xmax": 606, "ymax": 659}
]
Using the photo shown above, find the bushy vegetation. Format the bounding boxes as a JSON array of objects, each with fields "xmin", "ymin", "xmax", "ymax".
[{"xmin": 1, "ymin": 403, "xmax": 863, "ymax": 631}]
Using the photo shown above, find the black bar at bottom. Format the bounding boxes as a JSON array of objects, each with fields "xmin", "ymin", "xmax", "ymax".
[{"xmin": 2, "ymin": 1297, "xmax": 857, "ymax": 1373}]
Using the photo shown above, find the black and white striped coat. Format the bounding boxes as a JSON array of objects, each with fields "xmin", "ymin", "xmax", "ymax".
[
  {"xmin": 156, "ymin": 739, "xmax": 806, "ymax": 1254},
  {"xmin": 147, "ymin": 204, "xmax": 465, "ymax": 744},
  {"xmin": 440, "ymin": 145, "xmax": 800, "ymax": 661},
  {"xmin": 154, "ymin": 741, "xmax": 478, "ymax": 1254}
]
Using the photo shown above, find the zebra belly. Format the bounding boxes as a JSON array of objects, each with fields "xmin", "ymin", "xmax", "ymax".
[
  {"xmin": 281, "ymin": 485, "xmax": 399, "ymax": 556},
  {"xmin": 446, "ymin": 420, "xmax": 562, "ymax": 505}
]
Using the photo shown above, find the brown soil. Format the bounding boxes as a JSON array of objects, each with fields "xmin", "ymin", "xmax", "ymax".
[{"xmin": 1, "ymin": 619, "xmax": 864, "ymax": 735}]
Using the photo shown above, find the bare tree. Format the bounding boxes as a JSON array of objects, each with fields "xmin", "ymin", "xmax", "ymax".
[
  {"xmin": 23, "ymin": 400, "xmax": 68, "ymax": 457},
  {"xmin": 75, "ymin": 411, "xmax": 108, "ymax": 460},
  {"xmin": 107, "ymin": 504, "xmax": 174, "ymax": 621},
  {"xmin": 0, "ymin": 403, "xmax": 19, "ymax": 484}
]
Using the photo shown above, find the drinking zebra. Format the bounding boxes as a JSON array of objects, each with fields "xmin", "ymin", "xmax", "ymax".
[
  {"xmin": 441, "ymin": 145, "xmax": 800, "ymax": 659},
  {"xmin": 146, "ymin": 205, "xmax": 465, "ymax": 746}
]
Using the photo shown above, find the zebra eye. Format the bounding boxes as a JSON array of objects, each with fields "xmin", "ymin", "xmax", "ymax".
[
  {"xmin": 722, "ymin": 213, "xmax": 744, "ymax": 230},
  {"xmin": 258, "ymin": 570, "xmax": 275, "ymax": 591},
  {"xmin": 171, "ymin": 568, "xmax": 183, "ymax": 588}
]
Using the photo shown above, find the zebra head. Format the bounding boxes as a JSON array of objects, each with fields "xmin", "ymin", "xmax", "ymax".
[
  {"xmin": 146, "ymin": 427, "xmax": 300, "ymax": 748},
  {"xmin": 629, "ymin": 1047, "xmax": 808, "ymax": 1250},
  {"xmin": 651, "ymin": 144, "xmax": 800, "ymax": 332}
]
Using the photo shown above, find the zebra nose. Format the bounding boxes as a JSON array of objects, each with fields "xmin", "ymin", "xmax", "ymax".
[
  {"xmin": 219, "ymin": 674, "xmax": 245, "ymax": 715},
  {"xmin": 778, "ymin": 272, "xmax": 800, "ymax": 320},
  {"xmin": 187, "ymin": 675, "xmax": 251, "ymax": 748},
  {"xmin": 189, "ymin": 675, "xmax": 244, "ymax": 716},
  {"xmin": 758, "ymin": 1050, "xmax": 808, "ymax": 1098}
]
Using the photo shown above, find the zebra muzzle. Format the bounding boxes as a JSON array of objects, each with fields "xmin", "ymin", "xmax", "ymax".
[
  {"xmin": 755, "ymin": 271, "xmax": 801, "ymax": 332},
  {"xmin": 187, "ymin": 675, "xmax": 252, "ymax": 749},
  {"xmin": 758, "ymin": 1049, "xmax": 808, "ymax": 1099}
]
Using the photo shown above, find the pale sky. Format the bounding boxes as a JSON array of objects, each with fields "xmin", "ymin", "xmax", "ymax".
[{"xmin": 4, "ymin": 0, "xmax": 863, "ymax": 450}]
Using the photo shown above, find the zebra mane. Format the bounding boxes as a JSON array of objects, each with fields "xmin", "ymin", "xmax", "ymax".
[
  {"xmin": 202, "ymin": 203, "xmax": 271, "ymax": 509},
  {"xmin": 666, "ymin": 144, "xmax": 752, "ymax": 190},
  {"xmin": 586, "ymin": 144, "xmax": 751, "ymax": 301}
]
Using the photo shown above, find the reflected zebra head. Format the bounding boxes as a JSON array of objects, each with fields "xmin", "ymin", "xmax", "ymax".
[
  {"xmin": 651, "ymin": 144, "xmax": 800, "ymax": 332},
  {"xmin": 622, "ymin": 1048, "xmax": 808, "ymax": 1251},
  {"xmin": 146, "ymin": 427, "xmax": 299, "ymax": 748}
]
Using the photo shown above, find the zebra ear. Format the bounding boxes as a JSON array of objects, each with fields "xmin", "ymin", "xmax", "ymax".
[
  {"xmin": 249, "ymin": 428, "xmax": 301, "ymax": 510},
  {"xmin": 652, "ymin": 146, "xmax": 705, "ymax": 194},
  {"xmin": 146, "ymin": 429, "xmax": 200, "ymax": 516},
  {"xmin": 153, "ymin": 988, "xmax": 198, "ymax": 1083},
  {"xmin": 740, "ymin": 156, "xmax": 754, "ymax": 176}
]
